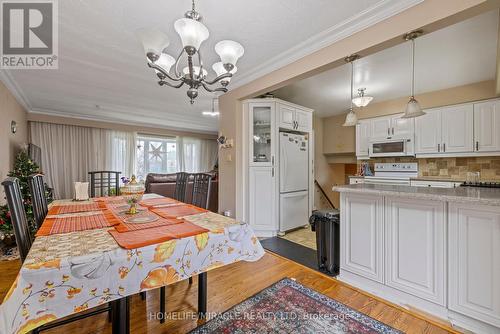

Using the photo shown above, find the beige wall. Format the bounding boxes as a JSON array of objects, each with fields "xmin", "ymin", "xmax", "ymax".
[
  {"xmin": 27, "ymin": 113, "xmax": 217, "ymax": 140},
  {"xmin": 0, "ymin": 81, "xmax": 28, "ymax": 204},
  {"xmin": 219, "ymin": 0, "xmax": 495, "ymax": 217},
  {"xmin": 322, "ymin": 114, "xmax": 355, "ymax": 155}
]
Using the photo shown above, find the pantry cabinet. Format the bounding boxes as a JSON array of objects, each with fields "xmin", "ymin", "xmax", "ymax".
[{"xmin": 448, "ymin": 203, "xmax": 500, "ymax": 328}]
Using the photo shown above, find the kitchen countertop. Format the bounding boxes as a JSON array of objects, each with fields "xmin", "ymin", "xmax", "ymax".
[{"xmin": 333, "ymin": 183, "xmax": 500, "ymax": 206}]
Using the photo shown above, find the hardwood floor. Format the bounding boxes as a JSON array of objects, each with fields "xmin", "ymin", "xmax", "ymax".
[{"xmin": 0, "ymin": 253, "xmax": 459, "ymax": 334}]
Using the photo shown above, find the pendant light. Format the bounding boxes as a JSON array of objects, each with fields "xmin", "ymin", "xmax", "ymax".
[
  {"xmin": 352, "ymin": 88, "xmax": 373, "ymax": 107},
  {"xmin": 343, "ymin": 55, "xmax": 360, "ymax": 127},
  {"xmin": 402, "ymin": 30, "xmax": 425, "ymax": 118}
]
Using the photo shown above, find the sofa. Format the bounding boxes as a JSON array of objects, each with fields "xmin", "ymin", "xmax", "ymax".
[{"xmin": 144, "ymin": 172, "xmax": 218, "ymax": 213}]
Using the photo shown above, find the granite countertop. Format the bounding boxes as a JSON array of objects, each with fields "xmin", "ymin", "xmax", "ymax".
[{"xmin": 333, "ymin": 183, "xmax": 500, "ymax": 206}]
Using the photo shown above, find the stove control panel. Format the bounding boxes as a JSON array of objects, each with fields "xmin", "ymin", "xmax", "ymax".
[{"xmin": 374, "ymin": 163, "xmax": 418, "ymax": 172}]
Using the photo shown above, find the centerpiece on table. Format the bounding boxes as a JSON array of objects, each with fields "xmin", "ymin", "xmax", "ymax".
[{"xmin": 120, "ymin": 175, "xmax": 145, "ymax": 215}]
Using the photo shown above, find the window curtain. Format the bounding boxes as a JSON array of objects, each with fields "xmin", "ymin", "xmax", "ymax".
[
  {"xmin": 176, "ymin": 136, "xmax": 218, "ymax": 173},
  {"xmin": 29, "ymin": 122, "xmax": 136, "ymax": 199}
]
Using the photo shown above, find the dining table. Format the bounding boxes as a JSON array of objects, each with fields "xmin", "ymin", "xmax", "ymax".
[{"xmin": 0, "ymin": 193, "xmax": 265, "ymax": 334}]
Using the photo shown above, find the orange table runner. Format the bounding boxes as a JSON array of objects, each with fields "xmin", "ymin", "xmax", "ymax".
[
  {"xmin": 151, "ymin": 204, "xmax": 208, "ymax": 219},
  {"xmin": 47, "ymin": 202, "xmax": 106, "ymax": 215},
  {"xmin": 37, "ymin": 211, "xmax": 120, "ymax": 236}
]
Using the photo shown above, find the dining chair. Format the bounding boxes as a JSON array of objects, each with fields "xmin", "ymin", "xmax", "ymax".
[
  {"xmin": 173, "ymin": 172, "xmax": 190, "ymax": 202},
  {"xmin": 2, "ymin": 177, "xmax": 33, "ymax": 262},
  {"xmin": 3, "ymin": 176, "xmax": 114, "ymax": 332},
  {"xmin": 28, "ymin": 174, "xmax": 48, "ymax": 229},
  {"xmin": 191, "ymin": 173, "xmax": 213, "ymax": 210},
  {"xmin": 88, "ymin": 171, "xmax": 121, "ymax": 197}
]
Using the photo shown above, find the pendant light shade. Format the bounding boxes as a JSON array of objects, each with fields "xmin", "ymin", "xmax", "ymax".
[
  {"xmin": 343, "ymin": 55, "xmax": 360, "ymax": 127},
  {"xmin": 174, "ymin": 18, "xmax": 209, "ymax": 51},
  {"xmin": 352, "ymin": 88, "xmax": 373, "ymax": 107},
  {"xmin": 183, "ymin": 66, "xmax": 208, "ymax": 78},
  {"xmin": 138, "ymin": 29, "xmax": 170, "ymax": 62},
  {"xmin": 343, "ymin": 109, "xmax": 358, "ymax": 126},
  {"xmin": 215, "ymin": 40, "xmax": 244, "ymax": 69},
  {"xmin": 212, "ymin": 62, "xmax": 237, "ymax": 82},
  {"xmin": 402, "ymin": 30, "xmax": 425, "ymax": 119}
]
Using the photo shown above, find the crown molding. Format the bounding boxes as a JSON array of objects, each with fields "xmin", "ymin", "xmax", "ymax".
[
  {"xmin": 230, "ymin": 0, "xmax": 424, "ymax": 89},
  {"xmin": 0, "ymin": 69, "xmax": 32, "ymax": 111},
  {"xmin": 28, "ymin": 107, "xmax": 218, "ymax": 134}
]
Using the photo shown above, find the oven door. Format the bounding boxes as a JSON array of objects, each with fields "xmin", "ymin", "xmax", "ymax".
[{"xmin": 369, "ymin": 138, "xmax": 414, "ymax": 157}]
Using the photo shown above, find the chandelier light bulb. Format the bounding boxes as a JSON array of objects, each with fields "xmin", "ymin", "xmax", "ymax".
[
  {"xmin": 174, "ymin": 18, "xmax": 209, "ymax": 52},
  {"xmin": 155, "ymin": 53, "xmax": 176, "ymax": 74},
  {"xmin": 215, "ymin": 40, "xmax": 244, "ymax": 69},
  {"xmin": 212, "ymin": 62, "xmax": 237, "ymax": 82},
  {"xmin": 137, "ymin": 28, "xmax": 170, "ymax": 62}
]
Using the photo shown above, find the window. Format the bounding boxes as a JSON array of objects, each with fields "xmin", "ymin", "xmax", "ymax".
[{"xmin": 136, "ymin": 135, "xmax": 176, "ymax": 179}]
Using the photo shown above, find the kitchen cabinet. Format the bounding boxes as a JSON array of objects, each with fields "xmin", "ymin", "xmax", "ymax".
[
  {"xmin": 415, "ymin": 104, "xmax": 473, "ymax": 155},
  {"xmin": 391, "ymin": 114, "xmax": 414, "ymax": 137},
  {"xmin": 248, "ymin": 102, "xmax": 276, "ymax": 167},
  {"xmin": 355, "ymin": 120, "xmax": 371, "ymax": 158},
  {"xmin": 248, "ymin": 167, "xmax": 277, "ymax": 234},
  {"xmin": 385, "ymin": 197, "xmax": 446, "ymax": 305},
  {"xmin": 340, "ymin": 193, "xmax": 384, "ymax": 283},
  {"xmin": 278, "ymin": 103, "xmax": 312, "ymax": 132},
  {"xmin": 448, "ymin": 203, "xmax": 500, "ymax": 328},
  {"xmin": 371, "ymin": 116, "xmax": 392, "ymax": 139},
  {"xmin": 474, "ymin": 100, "xmax": 500, "ymax": 152},
  {"xmin": 349, "ymin": 176, "xmax": 365, "ymax": 185},
  {"xmin": 370, "ymin": 114, "xmax": 414, "ymax": 139}
]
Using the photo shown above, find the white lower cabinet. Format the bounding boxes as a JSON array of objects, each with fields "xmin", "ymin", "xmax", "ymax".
[
  {"xmin": 341, "ymin": 193, "xmax": 384, "ymax": 283},
  {"xmin": 248, "ymin": 167, "xmax": 277, "ymax": 234},
  {"xmin": 385, "ymin": 198, "xmax": 446, "ymax": 305},
  {"xmin": 448, "ymin": 203, "xmax": 500, "ymax": 328}
]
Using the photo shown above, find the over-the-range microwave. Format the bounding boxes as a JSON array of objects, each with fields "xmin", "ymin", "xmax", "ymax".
[{"xmin": 369, "ymin": 136, "xmax": 415, "ymax": 158}]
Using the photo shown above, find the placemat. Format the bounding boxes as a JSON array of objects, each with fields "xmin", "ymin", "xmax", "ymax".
[
  {"xmin": 108, "ymin": 226, "xmax": 177, "ymax": 249},
  {"xmin": 151, "ymin": 204, "xmax": 208, "ymax": 219},
  {"xmin": 140, "ymin": 197, "xmax": 182, "ymax": 208},
  {"xmin": 162, "ymin": 221, "xmax": 209, "ymax": 239},
  {"xmin": 114, "ymin": 216, "xmax": 185, "ymax": 232},
  {"xmin": 37, "ymin": 211, "xmax": 120, "ymax": 236},
  {"xmin": 48, "ymin": 202, "xmax": 106, "ymax": 215}
]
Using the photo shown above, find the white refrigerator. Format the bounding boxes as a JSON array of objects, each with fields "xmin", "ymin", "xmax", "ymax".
[{"xmin": 279, "ymin": 132, "xmax": 309, "ymax": 233}]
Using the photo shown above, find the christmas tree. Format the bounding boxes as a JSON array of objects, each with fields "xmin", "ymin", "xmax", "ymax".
[{"xmin": 6, "ymin": 149, "xmax": 41, "ymax": 232}]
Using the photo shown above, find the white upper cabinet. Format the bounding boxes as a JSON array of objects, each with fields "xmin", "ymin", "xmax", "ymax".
[
  {"xmin": 440, "ymin": 104, "xmax": 473, "ymax": 153},
  {"xmin": 415, "ymin": 104, "xmax": 473, "ymax": 155},
  {"xmin": 356, "ymin": 120, "xmax": 371, "ymax": 158},
  {"xmin": 474, "ymin": 100, "xmax": 500, "ymax": 152},
  {"xmin": 391, "ymin": 114, "xmax": 414, "ymax": 138},
  {"xmin": 415, "ymin": 109, "xmax": 441, "ymax": 154},
  {"xmin": 369, "ymin": 114, "xmax": 414, "ymax": 140},
  {"xmin": 371, "ymin": 116, "xmax": 392, "ymax": 139},
  {"xmin": 278, "ymin": 103, "xmax": 312, "ymax": 132}
]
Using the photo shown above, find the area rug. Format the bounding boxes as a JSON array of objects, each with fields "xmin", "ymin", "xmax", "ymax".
[{"xmin": 190, "ymin": 278, "xmax": 402, "ymax": 334}]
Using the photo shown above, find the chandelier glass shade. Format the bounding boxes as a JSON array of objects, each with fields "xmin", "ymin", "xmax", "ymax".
[
  {"xmin": 352, "ymin": 88, "xmax": 373, "ymax": 108},
  {"xmin": 140, "ymin": 0, "xmax": 244, "ymax": 104}
]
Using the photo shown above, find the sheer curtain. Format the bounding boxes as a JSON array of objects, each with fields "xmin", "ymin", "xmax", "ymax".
[
  {"xmin": 29, "ymin": 122, "xmax": 136, "ymax": 199},
  {"xmin": 176, "ymin": 136, "xmax": 218, "ymax": 173}
]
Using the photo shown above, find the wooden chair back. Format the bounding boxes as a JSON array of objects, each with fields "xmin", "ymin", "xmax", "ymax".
[
  {"xmin": 88, "ymin": 171, "xmax": 121, "ymax": 197},
  {"xmin": 1, "ymin": 177, "xmax": 33, "ymax": 262},
  {"xmin": 28, "ymin": 174, "xmax": 48, "ymax": 229},
  {"xmin": 173, "ymin": 172, "xmax": 190, "ymax": 202},
  {"xmin": 191, "ymin": 173, "xmax": 212, "ymax": 209}
]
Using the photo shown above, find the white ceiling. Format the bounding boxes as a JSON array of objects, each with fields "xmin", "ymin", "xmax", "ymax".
[
  {"xmin": 274, "ymin": 10, "xmax": 499, "ymax": 118},
  {"xmin": 0, "ymin": 0, "xmax": 424, "ymax": 133}
]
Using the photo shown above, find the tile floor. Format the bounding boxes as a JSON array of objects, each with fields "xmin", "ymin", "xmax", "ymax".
[{"xmin": 279, "ymin": 225, "xmax": 316, "ymax": 250}]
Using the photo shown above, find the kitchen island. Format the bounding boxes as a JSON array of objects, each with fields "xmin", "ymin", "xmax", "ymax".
[{"xmin": 333, "ymin": 184, "xmax": 500, "ymax": 334}]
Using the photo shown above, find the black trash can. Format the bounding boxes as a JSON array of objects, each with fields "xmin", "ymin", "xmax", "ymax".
[{"xmin": 309, "ymin": 209, "xmax": 340, "ymax": 276}]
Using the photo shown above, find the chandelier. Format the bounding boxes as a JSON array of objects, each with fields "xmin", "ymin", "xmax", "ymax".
[{"xmin": 139, "ymin": 0, "xmax": 244, "ymax": 104}]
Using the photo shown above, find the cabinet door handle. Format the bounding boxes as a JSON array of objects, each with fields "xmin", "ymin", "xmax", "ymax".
[
  {"xmin": 392, "ymin": 127, "xmax": 394, "ymax": 135},
  {"xmin": 443, "ymin": 143, "xmax": 446, "ymax": 152},
  {"xmin": 272, "ymin": 168, "xmax": 274, "ymax": 177},
  {"xmin": 476, "ymin": 141, "xmax": 479, "ymax": 151},
  {"xmin": 437, "ymin": 144, "xmax": 440, "ymax": 152},
  {"xmin": 272, "ymin": 156, "xmax": 275, "ymax": 166},
  {"xmin": 387, "ymin": 128, "xmax": 390, "ymax": 136}
]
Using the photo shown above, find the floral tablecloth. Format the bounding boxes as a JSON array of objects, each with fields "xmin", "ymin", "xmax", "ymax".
[{"xmin": 0, "ymin": 195, "xmax": 265, "ymax": 334}]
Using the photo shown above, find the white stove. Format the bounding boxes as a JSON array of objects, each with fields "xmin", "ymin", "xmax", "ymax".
[{"xmin": 363, "ymin": 163, "xmax": 418, "ymax": 186}]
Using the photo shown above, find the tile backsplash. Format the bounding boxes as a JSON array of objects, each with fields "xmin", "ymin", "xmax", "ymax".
[{"xmin": 360, "ymin": 156, "xmax": 500, "ymax": 180}]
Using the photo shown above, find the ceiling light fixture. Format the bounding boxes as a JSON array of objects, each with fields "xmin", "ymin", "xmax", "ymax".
[
  {"xmin": 343, "ymin": 54, "xmax": 360, "ymax": 127},
  {"xmin": 352, "ymin": 88, "xmax": 373, "ymax": 107},
  {"xmin": 202, "ymin": 98, "xmax": 220, "ymax": 117},
  {"xmin": 402, "ymin": 30, "xmax": 425, "ymax": 118},
  {"xmin": 139, "ymin": 0, "xmax": 244, "ymax": 104}
]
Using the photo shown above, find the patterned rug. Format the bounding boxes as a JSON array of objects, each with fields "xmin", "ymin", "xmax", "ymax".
[{"xmin": 190, "ymin": 278, "xmax": 402, "ymax": 334}]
